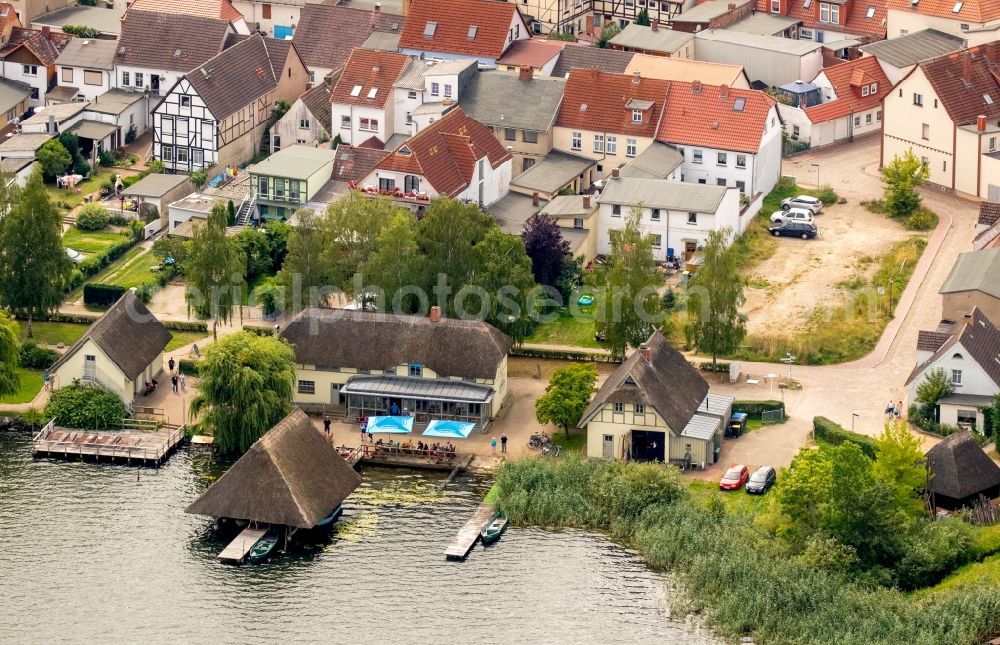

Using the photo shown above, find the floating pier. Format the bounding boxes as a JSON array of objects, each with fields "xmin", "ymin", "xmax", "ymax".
[
  {"xmin": 445, "ymin": 502, "xmax": 495, "ymax": 561},
  {"xmin": 342, "ymin": 444, "xmax": 474, "ymax": 473},
  {"xmin": 32, "ymin": 420, "xmax": 185, "ymax": 466},
  {"xmin": 218, "ymin": 527, "xmax": 267, "ymax": 564}
]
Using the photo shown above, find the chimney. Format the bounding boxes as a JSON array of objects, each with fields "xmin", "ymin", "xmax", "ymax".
[
  {"xmin": 639, "ymin": 343, "xmax": 651, "ymax": 363},
  {"xmin": 978, "ymin": 114, "xmax": 987, "ymax": 131},
  {"xmin": 728, "ymin": 2, "xmax": 736, "ymax": 8},
  {"xmin": 651, "ymin": 20, "xmax": 659, "ymax": 31},
  {"xmin": 532, "ymin": 192, "xmax": 540, "ymax": 206},
  {"xmin": 582, "ymin": 194, "xmax": 591, "ymax": 209},
  {"xmin": 518, "ymin": 64, "xmax": 532, "ymax": 81},
  {"xmin": 961, "ymin": 52, "xmax": 971, "ymax": 83},
  {"xmin": 692, "ymin": 79, "xmax": 702, "ymax": 93},
  {"xmin": 633, "ymin": 69, "xmax": 641, "ymax": 84},
  {"xmin": 47, "ymin": 114, "xmax": 55, "ymax": 133},
  {"xmin": 611, "ymin": 167, "xmax": 620, "ymax": 178},
  {"xmin": 429, "ymin": 306, "xmax": 441, "ymax": 322},
  {"xmin": 719, "ymin": 83, "xmax": 729, "ymax": 98},
  {"xmin": 402, "ymin": 0, "xmax": 411, "ymax": 16}
]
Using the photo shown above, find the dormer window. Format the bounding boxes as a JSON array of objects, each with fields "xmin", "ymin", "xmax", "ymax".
[
  {"xmin": 862, "ymin": 85, "xmax": 870, "ymax": 97},
  {"xmin": 632, "ymin": 109, "xmax": 642, "ymax": 122},
  {"xmin": 771, "ymin": 0, "xmax": 780, "ymax": 12},
  {"xmin": 819, "ymin": 2, "xmax": 839, "ymax": 23},
  {"xmin": 870, "ymin": 82, "xmax": 877, "ymax": 93}
]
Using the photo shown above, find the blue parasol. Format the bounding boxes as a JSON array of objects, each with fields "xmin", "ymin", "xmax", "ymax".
[
  {"xmin": 366, "ymin": 416, "xmax": 414, "ymax": 434},
  {"xmin": 422, "ymin": 419, "xmax": 475, "ymax": 439}
]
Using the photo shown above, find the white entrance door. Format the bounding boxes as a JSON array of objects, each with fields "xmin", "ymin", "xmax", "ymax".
[
  {"xmin": 603, "ymin": 434, "xmax": 614, "ymax": 459},
  {"xmin": 84, "ymin": 354, "xmax": 96, "ymax": 380}
]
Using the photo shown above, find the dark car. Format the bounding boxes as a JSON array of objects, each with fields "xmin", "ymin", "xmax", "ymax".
[
  {"xmin": 745, "ymin": 466, "xmax": 777, "ymax": 494},
  {"xmin": 769, "ymin": 221, "xmax": 818, "ymax": 239},
  {"xmin": 719, "ymin": 464, "xmax": 750, "ymax": 491}
]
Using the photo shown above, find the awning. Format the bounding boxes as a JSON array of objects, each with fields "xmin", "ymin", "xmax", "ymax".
[
  {"xmin": 423, "ymin": 420, "xmax": 475, "ymax": 439},
  {"xmin": 342, "ymin": 375, "xmax": 495, "ymax": 404},
  {"xmin": 366, "ymin": 415, "xmax": 414, "ymax": 434},
  {"xmin": 66, "ymin": 119, "xmax": 117, "ymax": 141},
  {"xmin": 822, "ymin": 38, "xmax": 862, "ymax": 50},
  {"xmin": 680, "ymin": 413, "xmax": 722, "ymax": 441}
]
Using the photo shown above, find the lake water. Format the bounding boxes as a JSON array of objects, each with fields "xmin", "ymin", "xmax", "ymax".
[{"xmin": 0, "ymin": 432, "xmax": 717, "ymax": 644}]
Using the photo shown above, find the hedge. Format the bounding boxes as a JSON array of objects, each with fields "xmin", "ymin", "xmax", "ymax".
[
  {"xmin": 162, "ymin": 319, "xmax": 208, "ymax": 332},
  {"xmin": 19, "ymin": 342, "xmax": 59, "ymax": 369},
  {"xmin": 733, "ymin": 400, "xmax": 785, "ymax": 420},
  {"xmin": 65, "ymin": 237, "xmax": 140, "ymax": 291},
  {"xmin": 83, "ymin": 283, "xmax": 127, "ymax": 307},
  {"xmin": 511, "ymin": 346, "xmax": 618, "ymax": 363},
  {"xmin": 22, "ymin": 312, "xmax": 208, "ymax": 333},
  {"xmin": 812, "ymin": 416, "xmax": 877, "ymax": 458},
  {"xmin": 243, "ymin": 325, "xmax": 276, "ymax": 337},
  {"xmin": 698, "ymin": 361, "xmax": 732, "ymax": 373}
]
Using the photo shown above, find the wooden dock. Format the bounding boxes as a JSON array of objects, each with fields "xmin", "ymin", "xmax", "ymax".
[
  {"xmin": 445, "ymin": 502, "xmax": 495, "ymax": 561},
  {"xmin": 218, "ymin": 527, "xmax": 267, "ymax": 564},
  {"xmin": 340, "ymin": 444, "xmax": 473, "ymax": 473},
  {"xmin": 32, "ymin": 420, "xmax": 185, "ymax": 466}
]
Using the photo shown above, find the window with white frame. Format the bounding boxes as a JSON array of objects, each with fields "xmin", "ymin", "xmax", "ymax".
[
  {"xmin": 736, "ymin": 154, "xmax": 746, "ymax": 168},
  {"xmin": 162, "ymin": 115, "xmax": 173, "ymax": 134},
  {"xmin": 594, "ymin": 133, "xmax": 604, "ymax": 152},
  {"xmin": 606, "ymin": 136, "xmax": 617, "ymax": 154},
  {"xmin": 650, "ymin": 234, "xmax": 661, "ymax": 247},
  {"xmin": 869, "ymin": 82, "xmax": 877, "ymax": 93},
  {"xmin": 407, "ymin": 90, "xmax": 417, "ymax": 99},
  {"xmin": 573, "ymin": 218, "xmax": 583, "ymax": 228},
  {"xmin": 865, "ymin": 113, "xmax": 872, "ymax": 125},
  {"xmin": 341, "ymin": 115, "xmax": 351, "ymax": 128},
  {"xmin": 299, "ymin": 119, "xmax": 310, "ymax": 129},
  {"xmin": 862, "ymin": 85, "xmax": 870, "ymax": 97},
  {"xmin": 913, "ymin": 93, "xmax": 923, "ymax": 106},
  {"xmin": 135, "ymin": 72, "xmax": 143, "ymax": 87},
  {"xmin": 571, "ymin": 131, "xmax": 581, "ymax": 150},
  {"xmin": 359, "ymin": 117, "xmax": 379, "ymax": 131},
  {"xmin": 819, "ymin": 2, "xmax": 839, "ymax": 22},
  {"xmin": 771, "ymin": 0, "xmax": 780, "ymax": 11},
  {"xmin": 854, "ymin": 116, "xmax": 861, "ymax": 127},
  {"xmin": 626, "ymin": 138, "xmax": 637, "ymax": 157},
  {"xmin": 952, "ymin": 369, "xmax": 962, "ymax": 385},
  {"xmin": 192, "ymin": 149, "xmax": 203, "ymax": 166},
  {"xmin": 921, "ymin": 123, "xmax": 929, "ymax": 139},
  {"xmin": 717, "ymin": 152, "xmax": 727, "ymax": 165},
  {"xmin": 431, "ymin": 82, "xmax": 440, "ymax": 96},
  {"xmin": 444, "ymin": 83, "xmax": 453, "ymax": 98},
  {"xmin": 297, "ymin": 380, "xmax": 316, "ymax": 394},
  {"xmin": 651, "ymin": 208, "xmax": 660, "ymax": 221},
  {"xmin": 121, "ymin": 71, "xmax": 130, "ymax": 85},
  {"xmin": 989, "ymin": 136, "xmax": 997, "ymax": 151},
  {"xmin": 161, "ymin": 145, "xmax": 173, "ymax": 161},
  {"xmin": 631, "ymin": 109, "xmax": 642, "ymax": 122},
  {"xmin": 176, "ymin": 147, "xmax": 188, "ymax": 163},
  {"xmin": 693, "ymin": 149, "xmax": 703, "ymax": 163}
]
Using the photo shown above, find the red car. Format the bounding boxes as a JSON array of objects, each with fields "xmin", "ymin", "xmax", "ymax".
[{"xmin": 719, "ymin": 464, "xmax": 750, "ymax": 491}]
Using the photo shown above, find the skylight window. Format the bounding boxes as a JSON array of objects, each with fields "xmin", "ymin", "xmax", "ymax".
[
  {"xmin": 468, "ymin": 25, "xmax": 478, "ymax": 39},
  {"xmin": 424, "ymin": 21, "xmax": 437, "ymax": 37},
  {"xmin": 367, "ymin": 87, "xmax": 378, "ymax": 99},
  {"xmin": 733, "ymin": 97, "xmax": 746, "ymax": 112},
  {"xmin": 952, "ymin": 1, "xmax": 963, "ymax": 12},
  {"xmin": 803, "ymin": 0, "xmax": 812, "ymax": 8},
  {"xmin": 986, "ymin": 93, "xmax": 995, "ymax": 105},
  {"xmin": 866, "ymin": 5, "xmax": 875, "ymax": 18},
  {"xmin": 351, "ymin": 85, "xmax": 362, "ymax": 97}
]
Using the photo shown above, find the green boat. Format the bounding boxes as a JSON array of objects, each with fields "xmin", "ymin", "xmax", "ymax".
[
  {"xmin": 249, "ymin": 531, "xmax": 279, "ymax": 563},
  {"xmin": 480, "ymin": 511, "xmax": 508, "ymax": 545}
]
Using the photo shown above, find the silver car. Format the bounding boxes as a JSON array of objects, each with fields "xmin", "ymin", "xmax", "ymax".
[
  {"xmin": 770, "ymin": 208, "xmax": 814, "ymax": 225},
  {"xmin": 781, "ymin": 194, "xmax": 823, "ymax": 214}
]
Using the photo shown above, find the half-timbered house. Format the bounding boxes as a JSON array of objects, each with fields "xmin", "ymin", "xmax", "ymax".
[{"xmin": 151, "ymin": 33, "xmax": 308, "ymax": 173}]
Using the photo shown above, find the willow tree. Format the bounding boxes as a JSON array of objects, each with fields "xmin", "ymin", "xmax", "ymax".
[
  {"xmin": 189, "ymin": 331, "xmax": 295, "ymax": 454},
  {"xmin": 0, "ymin": 169, "xmax": 73, "ymax": 337},
  {"xmin": 185, "ymin": 202, "xmax": 246, "ymax": 339},
  {"xmin": 0, "ymin": 312, "xmax": 20, "ymax": 396}
]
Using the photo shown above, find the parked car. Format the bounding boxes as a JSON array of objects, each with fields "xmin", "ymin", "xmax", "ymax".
[
  {"xmin": 769, "ymin": 221, "xmax": 818, "ymax": 239},
  {"xmin": 719, "ymin": 464, "xmax": 750, "ymax": 491},
  {"xmin": 781, "ymin": 194, "xmax": 823, "ymax": 214},
  {"xmin": 746, "ymin": 466, "xmax": 777, "ymax": 494},
  {"xmin": 770, "ymin": 208, "xmax": 814, "ymax": 224}
]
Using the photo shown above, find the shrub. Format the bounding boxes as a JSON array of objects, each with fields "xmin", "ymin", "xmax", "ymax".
[
  {"xmin": 124, "ymin": 124, "xmax": 137, "ymax": 145},
  {"xmin": 243, "ymin": 325, "xmax": 275, "ymax": 337},
  {"xmin": 161, "ymin": 320, "xmax": 208, "ymax": 332},
  {"xmin": 896, "ymin": 519, "xmax": 975, "ymax": 590},
  {"xmin": 75, "ymin": 203, "xmax": 110, "ymax": 230},
  {"xmin": 98, "ymin": 149, "xmax": 116, "ymax": 167},
  {"xmin": 813, "ymin": 416, "xmax": 877, "ymax": 458},
  {"xmin": 734, "ymin": 400, "xmax": 785, "ymax": 419},
  {"xmin": 816, "ymin": 187, "xmax": 838, "ymax": 205},
  {"xmin": 61, "ymin": 24, "xmax": 100, "ymax": 38},
  {"xmin": 510, "ymin": 346, "xmax": 617, "ymax": 362},
  {"xmin": 83, "ymin": 283, "xmax": 126, "ymax": 307},
  {"xmin": 44, "ymin": 383, "xmax": 127, "ymax": 430},
  {"xmin": 73, "ymin": 157, "xmax": 91, "ymax": 176},
  {"xmin": 19, "ymin": 342, "xmax": 59, "ymax": 369},
  {"xmin": 101, "ymin": 176, "xmax": 116, "ymax": 192},
  {"xmin": 134, "ymin": 283, "xmax": 155, "ymax": 304},
  {"xmin": 698, "ymin": 361, "xmax": 731, "ymax": 373},
  {"xmin": 862, "ymin": 199, "xmax": 887, "ymax": 214},
  {"xmin": 178, "ymin": 358, "xmax": 200, "ymax": 376},
  {"xmin": 906, "ymin": 208, "xmax": 938, "ymax": 231},
  {"xmin": 122, "ymin": 175, "xmax": 141, "ymax": 188}
]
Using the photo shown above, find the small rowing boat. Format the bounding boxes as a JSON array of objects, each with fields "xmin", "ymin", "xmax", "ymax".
[
  {"xmin": 249, "ymin": 530, "xmax": 279, "ymax": 563},
  {"xmin": 480, "ymin": 510, "xmax": 508, "ymax": 545}
]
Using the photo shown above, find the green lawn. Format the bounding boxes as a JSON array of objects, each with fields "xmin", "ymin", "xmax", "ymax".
[
  {"xmin": 18, "ymin": 321, "xmax": 89, "ymax": 346},
  {"xmin": 551, "ymin": 431, "xmax": 587, "ymax": 453},
  {"xmin": 62, "ymin": 227, "xmax": 130, "ymax": 255},
  {"xmin": 917, "ymin": 553, "xmax": 1000, "ymax": 597},
  {"xmin": 0, "ymin": 367, "xmax": 43, "ymax": 404},
  {"xmin": 46, "ymin": 172, "xmax": 113, "ymax": 210},
  {"xmin": 165, "ymin": 330, "xmax": 210, "ymax": 353},
  {"xmin": 98, "ymin": 248, "xmax": 161, "ymax": 289},
  {"xmin": 524, "ymin": 309, "xmax": 604, "ymax": 349}
]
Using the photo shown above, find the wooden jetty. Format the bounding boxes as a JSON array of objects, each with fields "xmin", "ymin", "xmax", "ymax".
[
  {"xmin": 342, "ymin": 444, "xmax": 474, "ymax": 473},
  {"xmin": 218, "ymin": 527, "xmax": 267, "ymax": 564},
  {"xmin": 445, "ymin": 502, "xmax": 495, "ymax": 561},
  {"xmin": 32, "ymin": 419, "xmax": 185, "ymax": 466}
]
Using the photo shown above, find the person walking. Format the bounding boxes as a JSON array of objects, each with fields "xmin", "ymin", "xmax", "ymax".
[
  {"xmin": 323, "ymin": 414, "xmax": 331, "ymax": 436},
  {"xmin": 171, "ymin": 374, "xmax": 179, "ymax": 393},
  {"xmin": 490, "ymin": 436, "xmax": 497, "ymax": 455},
  {"xmin": 179, "ymin": 373, "xmax": 187, "ymax": 391},
  {"xmin": 895, "ymin": 401, "xmax": 903, "ymax": 420},
  {"xmin": 885, "ymin": 400, "xmax": 894, "ymax": 420},
  {"xmin": 168, "ymin": 357, "xmax": 176, "ymax": 373},
  {"xmin": 500, "ymin": 433, "xmax": 507, "ymax": 454}
]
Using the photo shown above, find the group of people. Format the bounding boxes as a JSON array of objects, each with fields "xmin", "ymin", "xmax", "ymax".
[
  {"xmin": 489, "ymin": 434, "xmax": 508, "ymax": 454},
  {"xmin": 166, "ymin": 357, "xmax": 186, "ymax": 394},
  {"xmin": 885, "ymin": 400, "xmax": 904, "ymax": 420}
]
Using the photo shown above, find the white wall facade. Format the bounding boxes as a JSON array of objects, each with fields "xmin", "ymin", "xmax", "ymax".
[
  {"xmin": 361, "ymin": 156, "xmax": 512, "ymax": 206},
  {"xmin": 231, "ymin": 0, "xmax": 302, "ymax": 39},
  {"xmin": 56, "ymin": 65, "xmax": 111, "ymax": 102},
  {"xmin": 113, "ymin": 65, "xmax": 181, "ymax": 97},
  {"xmin": 906, "ymin": 340, "xmax": 1000, "ymax": 425},
  {"xmin": 330, "ymin": 102, "xmax": 389, "ymax": 146},
  {"xmin": 2, "ymin": 60, "xmax": 47, "ymax": 106},
  {"xmin": 392, "ymin": 85, "xmax": 424, "ymax": 137},
  {"xmin": 271, "ymin": 98, "xmax": 329, "ymax": 152},
  {"xmin": 151, "ymin": 78, "xmax": 218, "ymax": 172}
]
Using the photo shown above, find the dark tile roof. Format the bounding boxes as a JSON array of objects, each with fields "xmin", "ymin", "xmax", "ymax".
[
  {"xmin": 48, "ymin": 291, "xmax": 171, "ymax": 381},
  {"xmin": 917, "ymin": 329, "xmax": 952, "ymax": 353},
  {"xmin": 185, "ymin": 34, "xmax": 283, "ymax": 120},
  {"xmin": 0, "ymin": 27, "xmax": 72, "ymax": 66},
  {"xmin": 578, "ymin": 330, "xmax": 709, "ymax": 431},
  {"xmin": 279, "ymin": 308, "xmax": 512, "ymax": 380},
  {"xmin": 907, "ymin": 308, "xmax": 1000, "ymax": 387},
  {"xmin": 186, "ymin": 408, "xmax": 362, "ymax": 528},
  {"xmin": 920, "ymin": 43, "xmax": 1000, "ymax": 126},
  {"xmin": 398, "ymin": 0, "xmax": 523, "ymax": 60},
  {"xmin": 926, "ymin": 430, "xmax": 1000, "ymax": 502},
  {"xmin": 551, "ymin": 45, "xmax": 634, "ymax": 78},
  {"xmin": 300, "ymin": 82, "xmax": 331, "ymax": 132},
  {"xmin": 460, "ymin": 70, "xmax": 566, "ymax": 133},
  {"xmin": 859, "ymin": 29, "xmax": 965, "ymax": 69},
  {"xmin": 331, "ymin": 144, "xmax": 389, "ymax": 183},
  {"xmin": 293, "ymin": 4, "xmax": 404, "ymax": 71},
  {"xmin": 114, "ymin": 10, "xmax": 229, "ymax": 73},
  {"xmin": 979, "ymin": 202, "xmax": 1000, "ymax": 227}
]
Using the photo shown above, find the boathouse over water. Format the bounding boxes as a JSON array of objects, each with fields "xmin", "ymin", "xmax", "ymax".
[{"xmin": 185, "ymin": 408, "xmax": 362, "ymax": 528}]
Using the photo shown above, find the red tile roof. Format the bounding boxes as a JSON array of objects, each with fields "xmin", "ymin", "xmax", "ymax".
[
  {"xmin": 804, "ymin": 57, "xmax": 890, "ymax": 123},
  {"xmin": 128, "ymin": 0, "xmax": 244, "ymax": 23},
  {"xmin": 556, "ymin": 68, "xmax": 669, "ymax": 138},
  {"xmin": 918, "ymin": 43, "xmax": 1000, "ymax": 126},
  {"xmin": 886, "ymin": 0, "xmax": 1000, "ymax": 23},
  {"xmin": 332, "ymin": 145, "xmax": 390, "ymax": 183},
  {"xmin": 375, "ymin": 107, "xmax": 512, "ymax": 196},
  {"xmin": 497, "ymin": 38, "xmax": 567, "ymax": 69},
  {"xmin": 397, "ymin": 0, "xmax": 526, "ymax": 60},
  {"xmin": 657, "ymin": 81, "xmax": 777, "ymax": 154},
  {"xmin": 757, "ymin": 0, "xmax": 887, "ymax": 39},
  {"xmin": 0, "ymin": 27, "xmax": 71, "ymax": 66},
  {"xmin": 330, "ymin": 48, "xmax": 412, "ymax": 109}
]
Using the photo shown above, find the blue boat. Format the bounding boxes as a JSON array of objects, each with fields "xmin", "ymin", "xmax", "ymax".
[{"xmin": 315, "ymin": 505, "xmax": 343, "ymax": 528}]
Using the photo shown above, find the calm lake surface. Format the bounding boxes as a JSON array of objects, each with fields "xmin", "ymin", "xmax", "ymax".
[{"xmin": 0, "ymin": 432, "xmax": 717, "ymax": 644}]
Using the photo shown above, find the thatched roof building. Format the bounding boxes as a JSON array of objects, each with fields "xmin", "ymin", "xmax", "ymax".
[
  {"xmin": 186, "ymin": 409, "xmax": 362, "ymax": 528},
  {"xmin": 927, "ymin": 430, "xmax": 1000, "ymax": 509}
]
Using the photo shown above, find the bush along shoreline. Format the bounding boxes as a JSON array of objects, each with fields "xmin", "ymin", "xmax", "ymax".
[{"xmin": 494, "ymin": 456, "xmax": 1000, "ymax": 645}]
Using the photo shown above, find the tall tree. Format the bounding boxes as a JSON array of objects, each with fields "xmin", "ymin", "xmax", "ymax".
[
  {"xmin": 418, "ymin": 198, "xmax": 494, "ymax": 312},
  {"xmin": 522, "ymin": 213, "xmax": 570, "ymax": 293},
  {"xmin": 184, "ymin": 202, "xmax": 246, "ymax": 339},
  {"xmin": 363, "ymin": 211, "xmax": 422, "ymax": 313},
  {"xmin": 189, "ymin": 331, "xmax": 295, "ymax": 454},
  {"xmin": 535, "ymin": 363, "xmax": 599, "ymax": 438},
  {"xmin": 685, "ymin": 228, "xmax": 746, "ymax": 365},
  {"xmin": 0, "ymin": 169, "xmax": 73, "ymax": 337},
  {"xmin": 0, "ymin": 311, "xmax": 20, "ymax": 396},
  {"xmin": 882, "ymin": 149, "xmax": 929, "ymax": 218},
  {"xmin": 872, "ymin": 422, "xmax": 926, "ymax": 509},
  {"xmin": 324, "ymin": 193, "xmax": 401, "ymax": 299},
  {"xmin": 233, "ymin": 226, "xmax": 272, "ymax": 278},
  {"xmin": 36, "ymin": 140, "xmax": 72, "ymax": 181},
  {"xmin": 470, "ymin": 229, "xmax": 537, "ymax": 343},
  {"xmin": 597, "ymin": 22, "xmax": 620, "ymax": 48},
  {"xmin": 277, "ymin": 208, "xmax": 333, "ymax": 311},
  {"xmin": 591, "ymin": 207, "xmax": 663, "ymax": 361},
  {"xmin": 635, "ymin": 8, "xmax": 652, "ymax": 25},
  {"xmin": 915, "ymin": 367, "xmax": 953, "ymax": 419}
]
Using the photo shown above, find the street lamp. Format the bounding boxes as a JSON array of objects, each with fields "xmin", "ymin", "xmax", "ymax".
[
  {"xmin": 852, "ymin": 412, "xmax": 860, "ymax": 432},
  {"xmin": 811, "ymin": 163, "xmax": 820, "ymax": 188}
]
